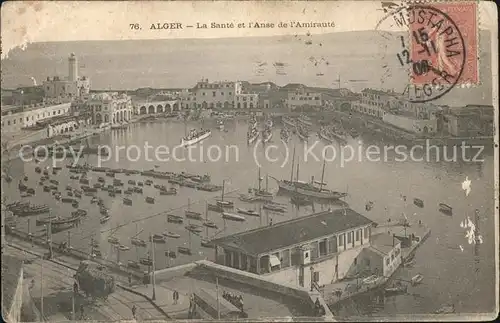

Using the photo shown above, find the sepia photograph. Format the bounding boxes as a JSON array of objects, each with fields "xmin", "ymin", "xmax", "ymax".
[{"xmin": 1, "ymin": 1, "xmax": 498, "ymax": 322}]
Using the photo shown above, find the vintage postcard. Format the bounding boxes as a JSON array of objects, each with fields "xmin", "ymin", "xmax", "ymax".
[{"xmin": 1, "ymin": 1, "xmax": 498, "ymax": 322}]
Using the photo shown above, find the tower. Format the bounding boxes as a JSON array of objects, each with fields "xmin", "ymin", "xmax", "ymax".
[{"xmin": 68, "ymin": 53, "xmax": 78, "ymax": 82}]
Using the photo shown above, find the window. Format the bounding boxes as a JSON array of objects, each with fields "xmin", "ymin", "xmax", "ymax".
[
  {"xmin": 212, "ymin": 91, "xmax": 216, "ymax": 97},
  {"xmin": 202, "ymin": 92, "xmax": 206, "ymax": 96},
  {"xmin": 364, "ymin": 227, "xmax": 369, "ymax": 239},
  {"xmin": 319, "ymin": 239, "xmax": 327, "ymax": 256},
  {"xmin": 26, "ymin": 117, "xmax": 29, "ymax": 122},
  {"xmin": 339, "ymin": 234, "xmax": 344, "ymax": 246},
  {"xmin": 8, "ymin": 120, "xmax": 11, "ymax": 125},
  {"xmin": 229, "ymin": 92, "xmax": 232, "ymax": 95},
  {"xmin": 13, "ymin": 119, "xmax": 16, "ymax": 124},
  {"xmin": 281, "ymin": 249, "xmax": 290, "ymax": 268},
  {"xmin": 354, "ymin": 257, "xmax": 357, "ymax": 265},
  {"xmin": 391, "ymin": 253, "xmax": 394, "ymax": 261},
  {"xmin": 386, "ymin": 257, "xmax": 390, "ymax": 266},
  {"xmin": 356, "ymin": 230, "xmax": 360, "ymax": 241},
  {"xmin": 53, "ymin": 111, "xmax": 56, "ymax": 115},
  {"xmin": 221, "ymin": 92, "xmax": 224, "ymax": 95},
  {"xmin": 347, "ymin": 232, "xmax": 352, "ymax": 244},
  {"xmin": 328, "ymin": 236, "xmax": 337, "ymax": 254}
]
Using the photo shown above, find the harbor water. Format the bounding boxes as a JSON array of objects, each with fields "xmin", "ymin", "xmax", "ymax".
[{"xmin": 4, "ymin": 119, "xmax": 496, "ymax": 315}]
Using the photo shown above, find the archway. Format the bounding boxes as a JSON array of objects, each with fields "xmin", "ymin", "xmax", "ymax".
[
  {"xmin": 243, "ymin": 102, "xmax": 248, "ymax": 109},
  {"xmin": 202, "ymin": 101, "xmax": 208, "ymax": 109},
  {"xmin": 95, "ymin": 113, "xmax": 102, "ymax": 124},
  {"xmin": 148, "ymin": 105, "xmax": 155, "ymax": 114},
  {"xmin": 104, "ymin": 114, "xmax": 109, "ymax": 123},
  {"xmin": 249, "ymin": 103, "xmax": 254, "ymax": 109},
  {"xmin": 165, "ymin": 104, "xmax": 171, "ymax": 113},
  {"xmin": 237, "ymin": 103, "xmax": 241, "ymax": 109},
  {"xmin": 224, "ymin": 101, "xmax": 230, "ymax": 109},
  {"xmin": 140, "ymin": 106, "xmax": 147, "ymax": 114},
  {"xmin": 173, "ymin": 103, "xmax": 179, "ymax": 111},
  {"xmin": 157, "ymin": 105, "xmax": 164, "ymax": 113},
  {"xmin": 209, "ymin": 102, "xmax": 215, "ymax": 109},
  {"xmin": 216, "ymin": 102, "xmax": 222, "ymax": 109},
  {"xmin": 423, "ymin": 126, "xmax": 429, "ymax": 134}
]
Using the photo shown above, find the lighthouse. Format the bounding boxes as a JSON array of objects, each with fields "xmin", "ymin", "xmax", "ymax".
[{"xmin": 68, "ymin": 53, "xmax": 78, "ymax": 82}]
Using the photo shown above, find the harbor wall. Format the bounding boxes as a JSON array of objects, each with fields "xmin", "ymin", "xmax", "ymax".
[{"xmin": 151, "ymin": 262, "xmax": 197, "ymax": 282}]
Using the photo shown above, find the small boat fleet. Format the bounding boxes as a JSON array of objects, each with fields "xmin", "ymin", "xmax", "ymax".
[
  {"xmin": 7, "ymin": 201, "xmax": 50, "ymax": 216},
  {"xmin": 318, "ymin": 124, "xmax": 348, "ymax": 145},
  {"xmin": 180, "ymin": 128, "xmax": 211, "ymax": 147},
  {"xmin": 280, "ymin": 127, "xmax": 290, "ymax": 142},
  {"xmin": 247, "ymin": 127, "xmax": 260, "ymax": 144}
]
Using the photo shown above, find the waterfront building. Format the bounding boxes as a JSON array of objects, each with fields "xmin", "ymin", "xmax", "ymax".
[
  {"xmin": 1, "ymin": 103, "xmax": 71, "ymax": 133},
  {"xmin": 210, "ymin": 209, "xmax": 375, "ymax": 291},
  {"xmin": 88, "ymin": 92, "xmax": 133, "ymax": 125},
  {"xmin": 284, "ymin": 84, "xmax": 324, "ymax": 111},
  {"xmin": 359, "ymin": 233, "xmax": 402, "ymax": 278},
  {"xmin": 185, "ymin": 79, "xmax": 241, "ymax": 110},
  {"xmin": 445, "ymin": 104, "xmax": 494, "ymax": 137},
  {"xmin": 235, "ymin": 93, "xmax": 259, "ymax": 109},
  {"xmin": 46, "ymin": 116, "xmax": 80, "ymax": 138},
  {"xmin": 42, "ymin": 53, "xmax": 90, "ymax": 99},
  {"xmin": 352, "ymin": 88, "xmax": 440, "ymax": 135},
  {"xmin": 134, "ymin": 99, "xmax": 181, "ymax": 115}
]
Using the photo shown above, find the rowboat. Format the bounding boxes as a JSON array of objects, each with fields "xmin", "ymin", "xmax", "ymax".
[
  {"xmin": 165, "ymin": 251, "xmax": 177, "ymax": 258},
  {"xmin": 185, "ymin": 210, "xmax": 203, "ymax": 220},
  {"xmin": 185, "ymin": 224, "xmax": 203, "ymax": 233},
  {"xmin": 139, "ymin": 258, "xmax": 153, "ymax": 266},
  {"xmin": 203, "ymin": 221, "xmax": 218, "ymax": 228},
  {"xmin": 131, "ymin": 237, "xmax": 147, "ymax": 247},
  {"xmin": 237, "ymin": 208, "xmax": 259, "ymax": 216},
  {"xmin": 146, "ymin": 197, "xmax": 155, "ymax": 204},
  {"xmin": 413, "ymin": 198, "xmax": 424, "ymax": 208},
  {"xmin": 207, "ymin": 203, "xmax": 224, "ymax": 212},
  {"xmin": 163, "ymin": 231, "xmax": 180, "ymax": 238},
  {"xmin": 123, "ymin": 198, "xmax": 133, "ymax": 206},
  {"xmin": 222, "ymin": 212, "xmax": 246, "ymax": 222},
  {"xmin": 178, "ymin": 246, "xmax": 192, "ymax": 255},
  {"xmin": 118, "ymin": 245, "xmax": 130, "ymax": 251},
  {"xmin": 411, "ymin": 274, "xmax": 424, "ymax": 285},
  {"xmin": 167, "ymin": 214, "xmax": 183, "ymax": 224},
  {"xmin": 160, "ymin": 188, "xmax": 177, "ymax": 195},
  {"xmin": 201, "ymin": 239, "xmax": 214, "ymax": 248},
  {"xmin": 263, "ymin": 203, "xmax": 286, "ymax": 213},
  {"xmin": 216, "ymin": 200, "xmax": 234, "ymax": 207},
  {"xmin": 100, "ymin": 215, "xmax": 111, "ymax": 224},
  {"xmin": 107, "ymin": 236, "xmax": 119, "ymax": 244},
  {"xmin": 438, "ymin": 203, "xmax": 453, "ymax": 215},
  {"xmin": 150, "ymin": 234, "xmax": 166, "ymax": 243},
  {"xmin": 384, "ymin": 283, "xmax": 407, "ymax": 295}
]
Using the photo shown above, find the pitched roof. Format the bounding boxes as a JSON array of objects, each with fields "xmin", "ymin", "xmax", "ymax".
[
  {"xmin": 1, "ymin": 254, "xmax": 23, "ymax": 318},
  {"xmin": 211, "ymin": 208, "xmax": 374, "ymax": 256}
]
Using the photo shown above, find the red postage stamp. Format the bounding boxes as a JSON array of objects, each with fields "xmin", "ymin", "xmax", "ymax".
[{"xmin": 409, "ymin": 2, "xmax": 478, "ymax": 86}]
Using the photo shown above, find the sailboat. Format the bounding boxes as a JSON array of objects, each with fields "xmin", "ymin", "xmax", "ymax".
[
  {"xmin": 203, "ymin": 203, "xmax": 218, "ymax": 228},
  {"xmin": 216, "ymin": 180, "xmax": 234, "ymax": 207},
  {"xmin": 253, "ymin": 168, "xmax": 273, "ymax": 200},
  {"xmin": 185, "ymin": 198, "xmax": 203, "ymax": 220},
  {"xmin": 201, "ymin": 204, "xmax": 215, "ymax": 248},
  {"xmin": 274, "ymin": 151, "xmax": 347, "ymax": 200}
]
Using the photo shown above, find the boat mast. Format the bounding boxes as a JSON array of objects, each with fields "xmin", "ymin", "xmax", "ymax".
[
  {"xmin": 319, "ymin": 159, "xmax": 326, "ymax": 191},
  {"xmin": 290, "ymin": 146, "xmax": 296, "ymax": 182},
  {"xmin": 258, "ymin": 168, "xmax": 261, "ymax": 191},
  {"xmin": 266, "ymin": 174, "xmax": 269, "ymax": 192},
  {"xmin": 221, "ymin": 180, "xmax": 225, "ymax": 201},
  {"xmin": 296, "ymin": 159, "xmax": 300, "ymax": 182},
  {"xmin": 205, "ymin": 203, "xmax": 209, "ymax": 239}
]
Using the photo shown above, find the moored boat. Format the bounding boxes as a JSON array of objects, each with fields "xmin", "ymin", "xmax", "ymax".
[
  {"xmin": 185, "ymin": 224, "xmax": 203, "ymax": 233},
  {"xmin": 216, "ymin": 200, "xmax": 234, "ymax": 207},
  {"xmin": 131, "ymin": 237, "xmax": 147, "ymax": 247},
  {"xmin": 413, "ymin": 198, "xmax": 424, "ymax": 208},
  {"xmin": 100, "ymin": 215, "xmax": 111, "ymax": 224},
  {"xmin": 185, "ymin": 210, "xmax": 203, "ymax": 220},
  {"xmin": 107, "ymin": 236, "xmax": 119, "ymax": 244},
  {"xmin": 180, "ymin": 129, "xmax": 212, "ymax": 147},
  {"xmin": 146, "ymin": 197, "xmax": 155, "ymax": 204},
  {"xmin": 201, "ymin": 239, "xmax": 214, "ymax": 248},
  {"xmin": 177, "ymin": 246, "xmax": 192, "ymax": 255},
  {"xmin": 411, "ymin": 274, "xmax": 424, "ymax": 285},
  {"xmin": 160, "ymin": 188, "xmax": 177, "ymax": 195},
  {"xmin": 127, "ymin": 260, "xmax": 140, "ymax": 269},
  {"xmin": 222, "ymin": 212, "xmax": 246, "ymax": 222},
  {"xmin": 163, "ymin": 231, "xmax": 181, "ymax": 238},
  {"xmin": 236, "ymin": 208, "xmax": 259, "ymax": 216},
  {"xmin": 207, "ymin": 203, "xmax": 224, "ymax": 212},
  {"xmin": 203, "ymin": 220, "xmax": 218, "ymax": 228},
  {"xmin": 263, "ymin": 203, "xmax": 286, "ymax": 213},
  {"xmin": 167, "ymin": 214, "xmax": 183, "ymax": 224},
  {"xmin": 150, "ymin": 234, "xmax": 166, "ymax": 243},
  {"xmin": 438, "ymin": 203, "xmax": 452, "ymax": 215},
  {"xmin": 123, "ymin": 198, "xmax": 133, "ymax": 206}
]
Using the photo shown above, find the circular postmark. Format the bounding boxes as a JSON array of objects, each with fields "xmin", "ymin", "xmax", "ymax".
[{"xmin": 375, "ymin": 3, "xmax": 466, "ymax": 103}]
